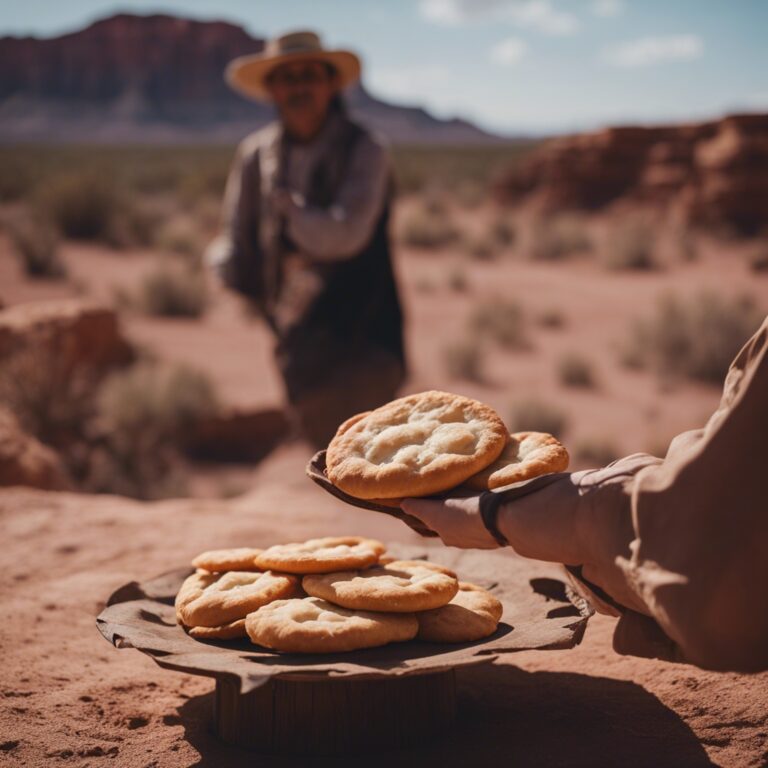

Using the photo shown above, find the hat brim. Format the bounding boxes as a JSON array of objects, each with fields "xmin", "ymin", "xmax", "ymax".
[{"xmin": 226, "ymin": 49, "xmax": 361, "ymax": 102}]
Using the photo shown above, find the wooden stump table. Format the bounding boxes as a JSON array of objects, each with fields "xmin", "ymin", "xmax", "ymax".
[{"xmin": 97, "ymin": 548, "xmax": 591, "ymax": 756}]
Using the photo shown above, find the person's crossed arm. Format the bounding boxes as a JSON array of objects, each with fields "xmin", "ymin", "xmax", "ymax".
[{"xmin": 403, "ymin": 317, "xmax": 768, "ymax": 673}]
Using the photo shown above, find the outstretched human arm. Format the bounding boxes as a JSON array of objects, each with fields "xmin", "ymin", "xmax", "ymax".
[{"xmin": 403, "ymin": 317, "xmax": 768, "ymax": 672}]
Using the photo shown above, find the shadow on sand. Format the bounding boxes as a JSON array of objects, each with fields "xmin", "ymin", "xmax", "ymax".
[{"xmin": 177, "ymin": 663, "xmax": 716, "ymax": 767}]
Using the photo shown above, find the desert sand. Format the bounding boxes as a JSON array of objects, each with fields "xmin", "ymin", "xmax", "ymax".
[
  {"xmin": 2, "ymin": 442, "xmax": 768, "ymax": 767},
  {"xmin": 2, "ymin": 196, "xmax": 768, "ymax": 766}
]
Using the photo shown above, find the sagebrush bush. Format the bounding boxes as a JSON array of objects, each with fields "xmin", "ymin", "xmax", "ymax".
[
  {"xmin": 447, "ymin": 265, "xmax": 469, "ymax": 292},
  {"xmin": 491, "ymin": 217, "xmax": 516, "ymax": 248},
  {"xmin": 538, "ymin": 309, "xmax": 566, "ymax": 329},
  {"xmin": 557, "ymin": 353, "xmax": 597, "ymax": 388},
  {"xmin": 509, "ymin": 399, "xmax": 568, "ymax": 437},
  {"xmin": 604, "ymin": 217, "xmax": 658, "ymax": 270},
  {"xmin": 529, "ymin": 215, "xmax": 592, "ymax": 261},
  {"xmin": 442, "ymin": 338, "xmax": 484, "ymax": 382},
  {"xmin": 36, "ymin": 173, "xmax": 119, "ymax": 241},
  {"xmin": 138, "ymin": 262, "xmax": 207, "ymax": 317},
  {"xmin": 469, "ymin": 297, "xmax": 529, "ymax": 350},
  {"xmin": 621, "ymin": 292, "xmax": 764, "ymax": 384},
  {"xmin": 464, "ymin": 234, "xmax": 497, "ymax": 261},
  {"xmin": 6, "ymin": 214, "xmax": 66, "ymax": 279},
  {"xmin": 91, "ymin": 362, "xmax": 218, "ymax": 499},
  {"xmin": 0, "ymin": 347, "xmax": 97, "ymax": 448},
  {"xmin": 749, "ymin": 245, "xmax": 768, "ymax": 273},
  {"xmin": 400, "ymin": 206, "xmax": 460, "ymax": 249}
]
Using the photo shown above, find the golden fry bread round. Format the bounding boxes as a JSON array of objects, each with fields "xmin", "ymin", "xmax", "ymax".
[
  {"xmin": 188, "ymin": 619, "xmax": 247, "ymax": 640},
  {"xmin": 326, "ymin": 391, "xmax": 508, "ymax": 499},
  {"xmin": 303, "ymin": 560, "xmax": 458, "ymax": 613},
  {"xmin": 191, "ymin": 548, "xmax": 263, "ymax": 572},
  {"xmin": 464, "ymin": 431, "xmax": 569, "ymax": 491},
  {"xmin": 253, "ymin": 536, "xmax": 385, "ymax": 574},
  {"xmin": 177, "ymin": 570, "xmax": 299, "ymax": 628},
  {"xmin": 417, "ymin": 582, "xmax": 503, "ymax": 643},
  {"xmin": 245, "ymin": 596, "xmax": 418, "ymax": 653}
]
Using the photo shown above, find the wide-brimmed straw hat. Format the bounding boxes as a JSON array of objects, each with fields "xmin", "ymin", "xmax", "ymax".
[{"xmin": 226, "ymin": 30, "xmax": 361, "ymax": 102}]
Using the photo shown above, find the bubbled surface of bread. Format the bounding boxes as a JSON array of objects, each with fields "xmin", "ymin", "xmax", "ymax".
[
  {"xmin": 326, "ymin": 391, "xmax": 508, "ymax": 499},
  {"xmin": 245, "ymin": 596, "xmax": 418, "ymax": 653}
]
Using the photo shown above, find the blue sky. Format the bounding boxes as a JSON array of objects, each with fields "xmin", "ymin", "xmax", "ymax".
[{"xmin": 2, "ymin": 0, "xmax": 767, "ymax": 135}]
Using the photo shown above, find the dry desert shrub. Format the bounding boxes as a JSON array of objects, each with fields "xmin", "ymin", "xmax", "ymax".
[
  {"xmin": 447, "ymin": 264, "xmax": 470, "ymax": 292},
  {"xmin": 537, "ymin": 308, "xmax": 566, "ymax": 329},
  {"xmin": 90, "ymin": 362, "xmax": 218, "ymax": 499},
  {"xmin": 5, "ymin": 213, "xmax": 66, "ymax": 279},
  {"xmin": 137, "ymin": 261, "xmax": 207, "ymax": 317},
  {"xmin": 748, "ymin": 244, "xmax": 768, "ymax": 273},
  {"xmin": 529, "ymin": 215, "xmax": 592, "ymax": 261},
  {"xmin": 557, "ymin": 353, "xmax": 597, "ymax": 388},
  {"xmin": 574, "ymin": 437, "xmax": 620, "ymax": 467},
  {"xmin": 469, "ymin": 297, "xmax": 529, "ymax": 350},
  {"xmin": 464, "ymin": 234, "xmax": 497, "ymax": 261},
  {"xmin": 0, "ymin": 346, "xmax": 97, "ymax": 448},
  {"xmin": 604, "ymin": 217, "xmax": 658, "ymax": 271},
  {"xmin": 34, "ymin": 172, "xmax": 159, "ymax": 247},
  {"xmin": 491, "ymin": 216, "xmax": 516, "ymax": 248},
  {"xmin": 508, "ymin": 399, "xmax": 568, "ymax": 438},
  {"xmin": 442, "ymin": 338, "xmax": 485, "ymax": 382},
  {"xmin": 400, "ymin": 204, "xmax": 461, "ymax": 250},
  {"xmin": 621, "ymin": 292, "xmax": 763, "ymax": 384}
]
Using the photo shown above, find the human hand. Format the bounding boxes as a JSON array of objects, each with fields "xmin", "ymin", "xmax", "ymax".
[{"xmin": 400, "ymin": 494, "xmax": 499, "ymax": 549}]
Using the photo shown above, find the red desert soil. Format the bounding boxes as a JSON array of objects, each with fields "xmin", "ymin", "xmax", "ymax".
[
  {"xmin": 2, "ymin": 443, "xmax": 767, "ymax": 767},
  {"xmin": 1, "ymin": 213, "xmax": 767, "ymax": 765}
]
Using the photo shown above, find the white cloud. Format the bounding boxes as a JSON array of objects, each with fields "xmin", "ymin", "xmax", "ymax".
[
  {"xmin": 367, "ymin": 65, "xmax": 452, "ymax": 105},
  {"xmin": 419, "ymin": 0, "xmax": 579, "ymax": 36},
  {"xmin": 591, "ymin": 0, "xmax": 623, "ymax": 17},
  {"xmin": 604, "ymin": 34, "xmax": 704, "ymax": 67},
  {"xmin": 491, "ymin": 37, "xmax": 528, "ymax": 65}
]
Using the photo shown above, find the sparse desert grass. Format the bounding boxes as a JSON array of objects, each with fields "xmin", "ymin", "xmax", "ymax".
[
  {"xmin": 454, "ymin": 180, "xmax": 484, "ymax": 209},
  {"xmin": 391, "ymin": 142, "xmax": 538, "ymax": 194},
  {"xmin": 464, "ymin": 234, "xmax": 497, "ymax": 261},
  {"xmin": 604, "ymin": 217, "xmax": 658, "ymax": 270},
  {"xmin": 5, "ymin": 213, "xmax": 66, "ymax": 279},
  {"xmin": 442, "ymin": 337, "xmax": 484, "ymax": 382},
  {"xmin": 748, "ymin": 244, "xmax": 768, "ymax": 273},
  {"xmin": 400, "ymin": 205, "xmax": 461, "ymax": 250},
  {"xmin": 621, "ymin": 292, "xmax": 764, "ymax": 384},
  {"xmin": 557, "ymin": 353, "xmax": 597, "ymax": 388},
  {"xmin": 91, "ymin": 362, "xmax": 218, "ymax": 499},
  {"xmin": 35, "ymin": 173, "xmax": 120, "ymax": 242},
  {"xmin": 137, "ymin": 262, "xmax": 207, "ymax": 317},
  {"xmin": 0, "ymin": 347, "xmax": 97, "ymax": 448},
  {"xmin": 529, "ymin": 215, "xmax": 592, "ymax": 261},
  {"xmin": 154, "ymin": 215, "xmax": 202, "ymax": 258},
  {"xmin": 491, "ymin": 216, "xmax": 516, "ymax": 248},
  {"xmin": 447, "ymin": 265, "xmax": 470, "ymax": 292},
  {"xmin": 509, "ymin": 399, "xmax": 568, "ymax": 437},
  {"xmin": 574, "ymin": 437, "xmax": 620, "ymax": 467},
  {"xmin": 538, "ymin": 308, "xmax": 566, "ymax": 329},
  {"xmin": 469, "ymin": 297, "xmax": 529, "ymax": 350}
]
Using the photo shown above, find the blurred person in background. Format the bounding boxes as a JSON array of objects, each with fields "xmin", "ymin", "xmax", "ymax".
[
  {"xmin": 401, "ymin": 316, "xmax": 768, "ymax": 673},
  {"xmin": 207, "ymin": 31, "xmax": 405, "ymax": 447}
]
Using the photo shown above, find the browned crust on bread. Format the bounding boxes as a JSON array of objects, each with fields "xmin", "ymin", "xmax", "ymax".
[
  {"xmin": 253, "ymin": 537, "xmax": 385, "ymax": 575},
  {"xmin": 416, "ymin": 582, "xmax": 503, "ymax": 643},
  {"xmin": 326, "ymin": 391, "xmax": 508, "ymax": 499},
  {"xmin": 191, "ymin": 548, "xmax": 263, "ymax": 572},
  {"xmin": 302, "ymin": 560, "xmax": 458, "ymax": 613},
  {"xmin": 188, "ymin": 619, "xmax": 247, "ymax": 640},
  {"xmin": 464, "ymin": 431, "xmax": 569, "ymax": 491},
  {"xmin": 245, "ymin": 597, "xmax": 418, "ymax": 653}
]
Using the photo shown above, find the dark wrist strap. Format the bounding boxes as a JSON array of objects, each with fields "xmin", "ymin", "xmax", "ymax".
[{"xmin": 479, "ymin": 491, "xmax": 509, "ymax": 546}]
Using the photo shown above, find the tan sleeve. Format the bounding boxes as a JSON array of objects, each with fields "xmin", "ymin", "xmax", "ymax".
[
  {"xmin": 285, "ymin": 134, "xmax": 390, "ymax": 260},
  {"xmin": 617, "ymin": 316, "xmax": 768, "ymax": 671}
]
